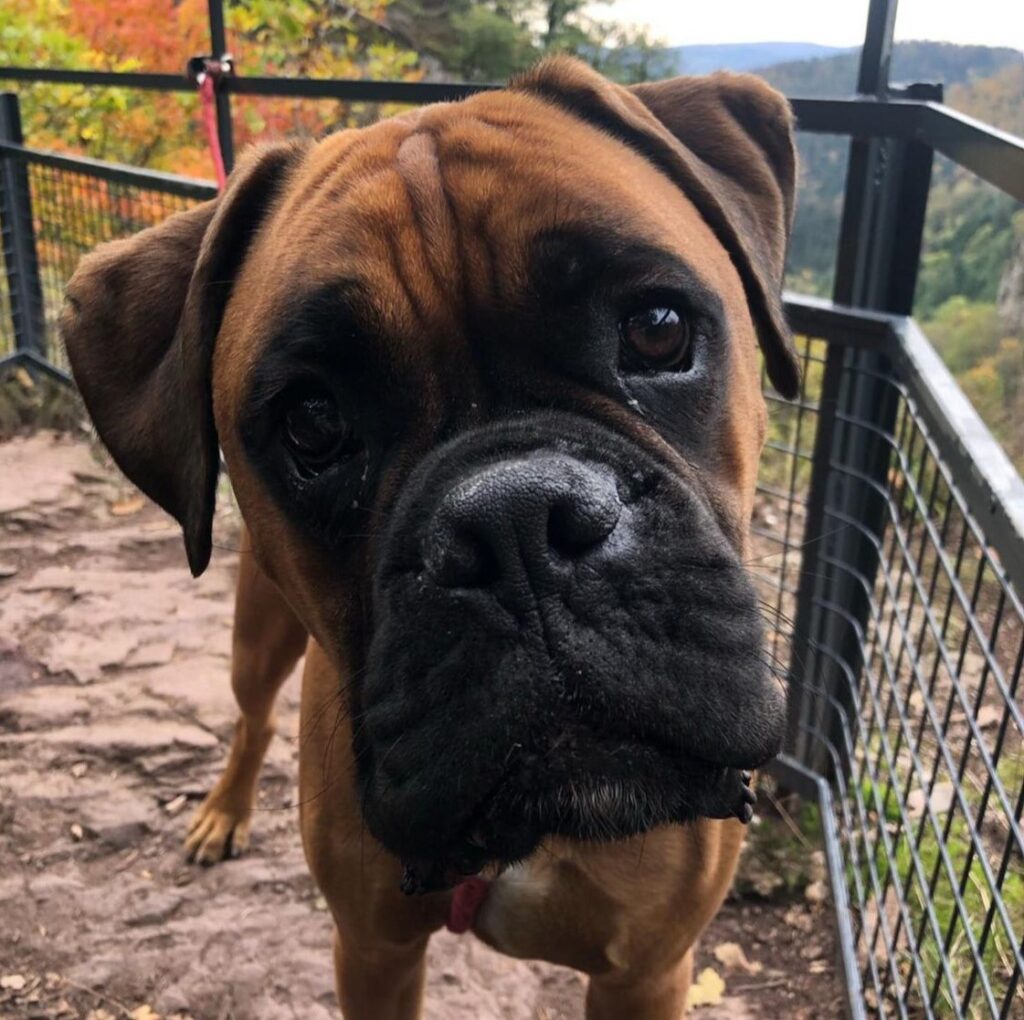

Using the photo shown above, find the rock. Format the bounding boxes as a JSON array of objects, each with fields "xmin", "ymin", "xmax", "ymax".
[
  {"xmin": 124, "ymin": 892, "xmax": 184, "ymax": 927},
  {"xmin": 125, "ymin": 642, "xmax": 177, "ymax": 669},
  {"xmin": 13, "ymin": 717, "xmax": 218, "ymax": 756},
  {"xmin": 96, "ymin": 821, "xmax": 151, "ymax": 850}
]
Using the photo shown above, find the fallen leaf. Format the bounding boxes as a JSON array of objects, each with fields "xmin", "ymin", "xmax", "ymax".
[
  {"xmin": 808, "ymin": 850, "xmax": 826, "ymax": 884},
  {"xmin": 713, "ymin": 941, "xmax": 763, "ymax": 974},
  {"xmin": 1, "ymin": 974, "xmax": 26, "ymax": 991},
  {"xmin": 70, "ymin": 823, "xmax": 83, "ymax": 842},
  {"xmin": 14, "ymin": 367, "xmax": 35, "ymax": 390},
  {"xmin": 805, "ymin": 879, "xmax": 827, "ymax": 904},
  {"xmin": 86, "ymin": 1010, "xmax": 117, "ymax": 1020},
  {"xmin": 908, "ymin": 782, "xmax": 954, "ymax": 818},
  {"xmin": 976, "ymin": 705, "xmax": 1002, "ymax": 729},
  {"xmin": 129, "ymin": 1006, "xmax": 161, "ymax": 1020},
  {"xmin": 314, "ymin": 895, "xmax": 328, "ymax": 911},
  {"xmin": 109, "ymin": 495, "xmax": 145, "ymax": 517},
  {"xmin": 783, "ymin": 906, "xmax": 813, "ymax": 933},
  {"xmin": 748, "ymin": 871, "xmax": 785, "ymax": 898},
  {"xmin": 163, "ymin": 794, "xmax": 187, "ymax": 816},
  {"xmin": 686, "ymin": 966, "xmax": 725, "ymax": 1009},
  {"xmin": 70, "ymin": 762, "xmax": 88, "ymax": 779},
  {"xmin": 809, "ymin": 959, "xmax": 829, "ymax": 974}
]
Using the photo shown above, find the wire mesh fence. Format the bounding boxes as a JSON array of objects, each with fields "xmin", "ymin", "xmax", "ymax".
[
  {"xmin": 0, "ymin": 143, "xmax": 214, "ymax": 372},
  {"xmin": 1, "ymin": 131, "xmax": 1023, "ymax": 1020},
  {"xmin": 758, "ymin": 318, "xmax": 1024, "ymax": 1020},
  {"xmin": 28, "ymin": 161, "xmax": 209, "ymax": 371}
]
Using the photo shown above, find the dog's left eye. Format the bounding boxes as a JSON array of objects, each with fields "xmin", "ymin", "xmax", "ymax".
[
  {"xmin": 619, "ymin": 306, "xmax": 692, "ymax": 372},
  {"xmin": 282, "ymin": 389, "xmax": 351, "ymax": 466}
]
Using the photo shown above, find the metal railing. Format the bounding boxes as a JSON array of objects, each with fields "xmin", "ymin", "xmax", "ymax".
[
  {"xmin": 1, "ymin": 1, "xmax": 1023, "ymax": 1016},
  {"xmin": 759, "ymin": 301, "xmax": 1024, "ymax": 1019},
  {"xmin": 0, "ymin": 124, "xmax": 214, "ymax": 381}
]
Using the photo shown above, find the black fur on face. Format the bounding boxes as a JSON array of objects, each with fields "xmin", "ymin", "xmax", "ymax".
[{"xmin": 357, "ymin": 412, "xmax": 784, "ymax": 890}]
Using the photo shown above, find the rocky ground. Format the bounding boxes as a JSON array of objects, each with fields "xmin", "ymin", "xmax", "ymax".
[{"xmin": 0, "ymin": 430, "xmax": 843, "ymax": 1020}]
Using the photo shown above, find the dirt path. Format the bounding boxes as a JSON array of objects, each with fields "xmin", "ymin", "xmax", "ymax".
[{"xmin": 0, "ymin": 431, "xmax": 843, "ymax": 1019}]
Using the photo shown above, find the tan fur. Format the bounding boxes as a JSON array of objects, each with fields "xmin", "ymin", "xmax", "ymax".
[{"xmin": 61, "ymin": 58, "xmax": 797, "ymax": 1019}]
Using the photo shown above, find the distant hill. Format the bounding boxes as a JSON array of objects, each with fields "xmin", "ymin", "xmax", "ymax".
[
  {"xmin": 760, "ymin": 42, "xmax": 1024, "ymax": 471},
  {"xmin": 752, "ymin": 41, "xmax": 1024, "ymax": 303},
  {"xmin": 756, "ymin": 40, "xmax": 1022, "ymax": 96},
  {"xmin": 661, "ymin": 41, "xmax": 849, "ymax": 76}
]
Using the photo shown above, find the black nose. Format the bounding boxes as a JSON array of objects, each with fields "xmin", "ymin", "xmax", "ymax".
[{"xmin": 424, "ymin": 454, "xmax": 622, "ymax": 599}]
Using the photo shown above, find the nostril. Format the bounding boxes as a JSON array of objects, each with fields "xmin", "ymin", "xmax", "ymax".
[
  {"xmin": 547, "ymin": 491, "xmax": 621, "ymax": 560},
  {"xmin": 432, "ymin": 528, "xmax": 499, "ymax": 589},
  {"xmin": 424, "ymin": 455, "xmax": 624, "ymax": 595}
]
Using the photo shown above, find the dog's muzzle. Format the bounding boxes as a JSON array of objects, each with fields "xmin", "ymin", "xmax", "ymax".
[{"xmin": 356, "ymin": 414, "xmax": 784, "ymax": 891}]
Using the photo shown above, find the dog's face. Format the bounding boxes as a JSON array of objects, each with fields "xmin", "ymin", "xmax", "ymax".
[{"xmin": 63, "ymin": 60, "xmax": 798, "ymax": 891}]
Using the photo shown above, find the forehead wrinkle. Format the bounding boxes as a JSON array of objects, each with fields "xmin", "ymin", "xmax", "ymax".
[{"xmin": 394, "ymin": 131, "xmax": 463, "ymax": 307}]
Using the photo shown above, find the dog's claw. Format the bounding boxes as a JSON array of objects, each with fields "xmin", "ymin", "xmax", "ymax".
[
  {"xmin": 401, "ymin": 862, "xmax": 433, "ymax": 896},
  {"xmin": 184, "ymin": 797, "xmax": 251, "ymax": 865},
  {"xmin": 735, "ymin": 769, "xmax": 756, "ymax": 824}
]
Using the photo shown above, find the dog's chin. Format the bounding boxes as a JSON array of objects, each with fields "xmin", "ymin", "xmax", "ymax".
[{"xmin": 394, "ymin": 740, "xmax": 758, "ymax": 895}]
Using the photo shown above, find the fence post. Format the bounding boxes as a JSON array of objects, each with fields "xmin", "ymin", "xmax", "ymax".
[
  {"xmin": 786, "ymin": 0, "xmax": 939, "ymax": 778},
  {"xmin": 0, "ymin": 91, "xmax": 45, "ymax": 358},
  {"xmin": 207, "ymin": 0, "xmax": 234, "ymax": 174}
]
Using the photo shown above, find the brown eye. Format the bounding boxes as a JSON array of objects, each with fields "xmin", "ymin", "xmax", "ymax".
[
  {"xmin": 619, "ymin": 306, "xmax": 692, "ymax": 371},
  {"xmin": 283, "ymin": 390, "xmax": 349, "ymax": 465}
]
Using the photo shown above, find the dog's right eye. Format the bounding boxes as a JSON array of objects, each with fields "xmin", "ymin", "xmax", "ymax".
[
  {"xmin": 282, "ymin": 389, "xmax": 352, "ymax": 467},
  {"xmin": 619, "ymin": 306, "xmax": 692, "ymax": 373}
]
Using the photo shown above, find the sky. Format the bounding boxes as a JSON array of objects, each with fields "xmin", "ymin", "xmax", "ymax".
[{"xmin": 602, "ymin": 0, "xmax": 1024, "ymax": 51}]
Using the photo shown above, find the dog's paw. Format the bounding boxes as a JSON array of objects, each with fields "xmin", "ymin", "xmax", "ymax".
[{"xmin": 185, "ymin": 796, "xmax": 252, "ymax": 865}]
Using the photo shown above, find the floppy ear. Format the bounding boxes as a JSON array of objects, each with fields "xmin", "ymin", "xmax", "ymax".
[
  {"xmin": 61, "ymin": 142, "xmax": 307, "ymax": 577},
  {"xmin": 514, "ymin": 58, "xmax": 800, "ymax": 398}
]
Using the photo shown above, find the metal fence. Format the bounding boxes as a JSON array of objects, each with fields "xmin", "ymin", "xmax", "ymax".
[
  {"xmin": 2, "ymin": 0, "xmax": 1024, "ymax": 1016},
  {"xmin": 758, "ymin": 302, "xmax": 1024, "ymax": 1019},
  {"xmin": 0, "ymin": 95, "xmax": 215, "ymax": 381}
]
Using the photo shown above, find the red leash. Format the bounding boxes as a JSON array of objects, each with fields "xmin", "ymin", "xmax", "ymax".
[
  {"xmin": 187, "ymin": 54, "xmax": 233, "ymax": 190},
  {"xmin": 197, "ymin": 73, "xmax": 227, "ymax": 189}
]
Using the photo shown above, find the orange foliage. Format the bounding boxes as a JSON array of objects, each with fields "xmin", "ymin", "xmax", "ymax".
[{"xmin": 67, "ymin": 0, "xmax": 208, "ymax": 73}]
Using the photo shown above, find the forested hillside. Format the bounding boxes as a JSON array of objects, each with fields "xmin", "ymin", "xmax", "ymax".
[
  {"xmin": 2, "ymin": 5, "xmax": 1021, "ymax": 467},
  {"xmin": 761, "ymin": 43, "xmax": 1024, "ymax": 469}
]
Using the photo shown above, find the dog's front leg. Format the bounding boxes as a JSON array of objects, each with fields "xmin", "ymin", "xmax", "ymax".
[
  {"xmin": 301, "ymin": 641, "xmax": 443, "ymax": 1019},
  {"xmin": 585, "ymin": 950, "xmax": 693, "ymax": 1020},
  {"xmin": 332, "ymin": 925, "xmax": 429, "ymax": 1020}
]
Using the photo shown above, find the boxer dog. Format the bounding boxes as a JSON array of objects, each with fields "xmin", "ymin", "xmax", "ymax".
[{"xmin": 62, "ymin": 57, "xmax": 798, "ymax": 1019}]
